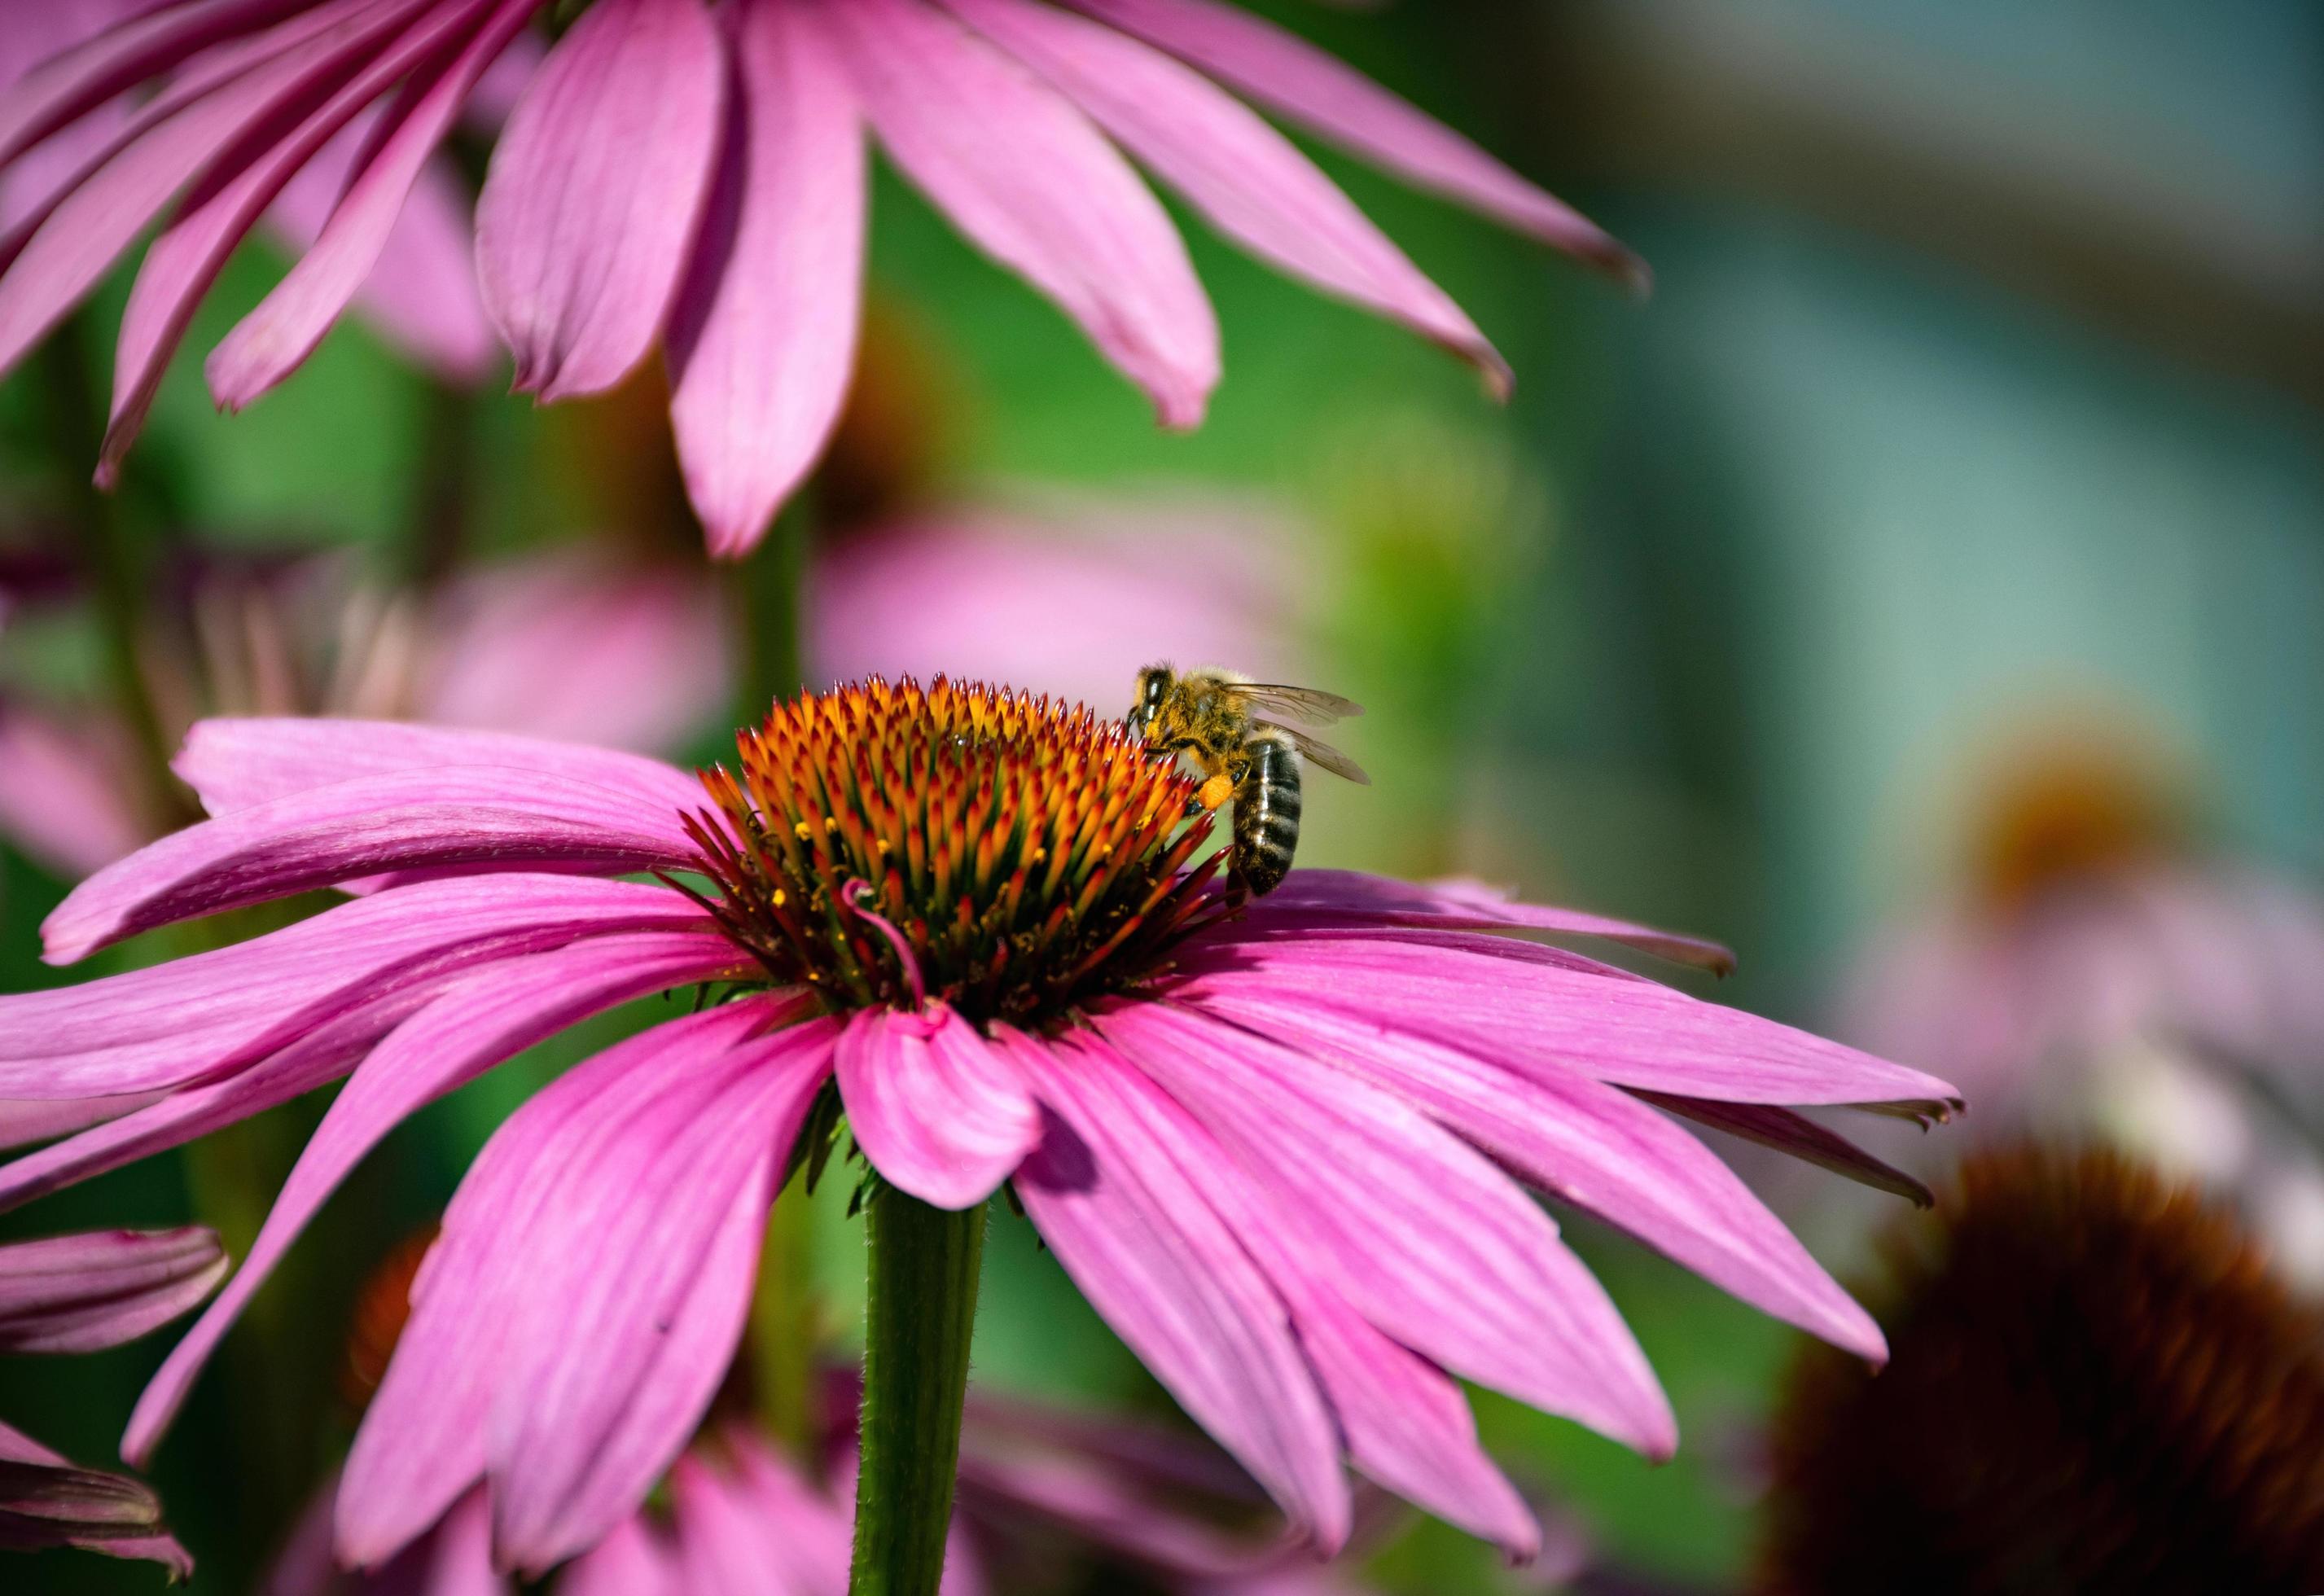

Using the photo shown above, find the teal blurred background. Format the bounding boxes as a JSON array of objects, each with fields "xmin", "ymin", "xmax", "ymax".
[{"xmin": 1, "ymin": 0, "xmax": 2317, "ymax": 1589}]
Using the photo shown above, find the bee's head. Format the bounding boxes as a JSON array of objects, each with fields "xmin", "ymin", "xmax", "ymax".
[{"xmin": 1128, "ymin": 664, "xmax": 1174, "ymax": 738}]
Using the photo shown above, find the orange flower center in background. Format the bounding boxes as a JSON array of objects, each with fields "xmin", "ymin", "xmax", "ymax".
[
  {"xmin": 688, "ymin": 677, "xmax": 1221, "ymax": 1026},
  {"xmin": 342, "ymin": 1224, "xmax": 440, "ymax": 1414},
  {"xmin": 1971, "ymin": 748, "xmax": 2185, "ymax": 913}
]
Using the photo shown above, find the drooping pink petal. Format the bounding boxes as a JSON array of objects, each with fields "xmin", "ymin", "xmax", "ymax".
[
  {"xmin": 996, "ymin": 1024, "xmax": 1353, "ymax": 1552},
  {"xmin": 0, "ymin": 1093, "xmax": 167, "ymax": 1153},
  {"xmin": 1173, "ymin": 934, "xmax": 1961, "ymax": 1108},
  {"xmin": 1098, "ymin": 999, "xmax": 1676, "ymax": 1460},
  {"xmin": 411, "ymin": 555, "xmax": 733, "ymax": 753},
  {"xmin": 337, "ymin": 1002, "xmax": 835, "ymax": 1570},
  {"xmin": 0, "ymin": 1227, "xmax": 226, "ymax": 1354},
  {"xmin": 221, "ymin": 1, "xmax": 531, "ymax": 402},
  {"xmin": 0, "ymin": 1417, "xmax": 191, "ymax": 1576},
  {"xmin": 0, "ymin": 875, "xmax": 706, "ymax": 1097},
  {"xmin": 561, "ymin": 1513, "xmax": 682, "ymax": 1596},
  {"xmin": 122, "ymin": 931, "xmax": 752, "ymax": 1462},
  {"xmin": 0, "ymin": 0, "xmax": 437, "ymax": 382},
  {"xmin": 1195, "ymin": 986, "xmax": 1886, "ymax": 1360},
  {"xmin": 666, "ymin": 0, "xmax": 866, "ymax": 558},
  {"xmin": 1239, "ymin": 870, "xmax": 1736, "ymax": 973},
  {"xmin": 835, "ymin": 1005, "xmax": 1042, "ymax": 1209},
  {"xmin": 669, "ymin": 1434, "xmax": 850, "ymax": 1595},
  {"xmin": 44, "ymin": 765, "xmax": 707, "ymax": 962},
  {"xmin": 475, "ymin": 0, "xmax": 725, "ymax": 400},
  {"xmin": 0, "ymin": 0, "xmax": 309, "ymax": 169},
  {"xmin": 817, "ymin": 0, "xmax": 1218, "ymax": 428},
  {"xmin": 99, "ymin": 0, "xmax": 498, "ymax": 482},
  {"xmin": 1632, "ymin": 1094, "xmax": 1936, "ymax": 1209},
  {"xmin": 174, "ymin": 715, "xmax": 710, "ymax": 826},
  {"xmin": 1059, "ymin": 0, "xmax": 1646, "ymax": 285},
  {"xmin": 1035, "ymin": 1027, "xmax": 1537, "ymax": 1557},
  {"xmin": 945, "ymin": 0, "xmax": 1506, "ymax": 392}
]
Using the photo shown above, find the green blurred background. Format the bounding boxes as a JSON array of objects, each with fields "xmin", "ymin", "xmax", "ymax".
[{"xmin": 1, "ymin": 0, "xmax": 2317, "ymax": 1589}]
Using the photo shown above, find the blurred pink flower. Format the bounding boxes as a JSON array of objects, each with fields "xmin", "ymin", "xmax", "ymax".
[
  {"xmin": 0, "ymin": 546, "xmax": 730, "ymax": 877},
  {"xmin": 0, "ymin": 1, "xmax": 493, "ymax": 386},
  {"xmin": 0, "ymin": 679, "xmax": 1953, "ymax": 1572},
  {"xmin": 803, "ymin": 498, "xmax": 1302, "ymax": 709},
  {"xmin": 0, "ymin": 1226, "xmax": 226, "ymax": 1577},
  {"xmin": 0, "ymin": 0, "xmax": 1638, "ymax": 552},
  {"xmin": 1841, "ymin": 735, "xmax": 2324, "ymax": 1280}
]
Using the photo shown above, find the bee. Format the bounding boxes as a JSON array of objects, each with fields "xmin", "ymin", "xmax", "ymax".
[{"xmin": 1128, "ymin": 665, "xmax": 1368, "ymax": 897}]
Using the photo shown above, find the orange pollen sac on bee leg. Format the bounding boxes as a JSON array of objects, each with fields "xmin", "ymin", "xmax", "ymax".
[
  {"xmin": 1197, "ymin": 772, "xmax": 1236, "ymax": 812},
  {"xmin": 684, "ymin": 677, "xmax": 1226, "ymax": 1028}
]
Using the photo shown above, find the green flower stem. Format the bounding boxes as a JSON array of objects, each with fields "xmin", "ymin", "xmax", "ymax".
[{"xmin": 848, "ymin": 1188, "xmax": 986, "ymax": 1596}]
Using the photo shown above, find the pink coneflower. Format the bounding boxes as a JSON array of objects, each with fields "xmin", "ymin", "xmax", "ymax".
[
  {"xmin": 0, "ymin": 0, "xmax": 1639, "ymax": 554},
  {"xmin": 1842, "ymin": 728, "xmax": 2324, "ymax": 1279},
  {"xmin": 0, "ymin": 1225, "xmax": 226, "ymax": 1576},
  {"xmin": 0, "ymin": 678, "xmax": 1953, "ymax": 1582}
]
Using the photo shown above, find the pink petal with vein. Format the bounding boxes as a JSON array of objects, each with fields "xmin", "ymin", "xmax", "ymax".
[
  {"xmin": 947, "ymin": 0, "xmax": 1505, "ymax": 392},
  {"xmin": 228, "ymin": 3, "xmax": 528, "ymax": 399},
  {"xmin": 123, "ymin": 931, "xmax": 750, "ymax": 1463},
  {"xmin": 998, "ymin": 1024, "xmax": 1352, "ymax": 1551},
  {"xmin": 818, "ymin": 0, "xmax": 1217, "ymax": 428},
  {"xmin": 0, "ymin": 875, "xmax": 704, "ymax": 1097},
  {"xmin": 174, "ymin": 715, "xmax": 708, "ymax": 824},
  {"xmin": 835, "ymin": 1005, "xmax": 1042, "ymax": 1208},
  {"xmin": 0, "ymin": 1093, "xmax": 166, "ymax": 1154},
  {"xmin": 0, "ymin": 1226, "xmax": 226, "ymax": 1353},
  {"xmin": 1059, "ymin": 0, "xmax": 1645, "ymax": 285},
  {"xmin": 476, "ymin": 0, "xmax": 724, "ymax": 400},
  {"xmin": 1100, "ymin": 1000, "xmax": 1675, "ymax": 1459},
  {"xmin": 667, "ymin": 0, "xmax": 866, "ymax": 558},
  {"xmin": 99, "ymin": 0, "xmax": 491, "ymax": 482},
  {"xmin": 1195, "ymin": 986, "xmax": 1885, "ymax": 1360},
  {"xmin": 44, "ymin": 765, "xmax": 705, "ymax": 962}
]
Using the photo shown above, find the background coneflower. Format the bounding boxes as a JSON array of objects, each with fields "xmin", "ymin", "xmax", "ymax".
[{"xmin": 1758, "ymin": 1145, "xmax": 2324, "ymax": 1596}]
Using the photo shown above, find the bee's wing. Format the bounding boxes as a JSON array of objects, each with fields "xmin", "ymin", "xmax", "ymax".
[
  {"xmin": 1233, "ymin": 683, "xmax": 1364, "ymax": 727},
  {"xmin": 1261, "ymin": 721, "xmax": 1370, "ymax": 786}
]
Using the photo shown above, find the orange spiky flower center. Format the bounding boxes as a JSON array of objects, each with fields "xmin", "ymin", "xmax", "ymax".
[{"xmin": 685, "ymin": 677, "xmax": 1222, "ymax": 1027}]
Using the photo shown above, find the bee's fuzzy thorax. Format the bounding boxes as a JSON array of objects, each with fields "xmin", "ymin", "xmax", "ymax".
[{"xmin": 689, "ymin": 677, "xmax": 1221, "ymax": 1025}]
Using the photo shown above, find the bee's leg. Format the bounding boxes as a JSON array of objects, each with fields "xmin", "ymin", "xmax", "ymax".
[{"xmin": 1195, "ymin": 772, "xmax": 1236, "ymax": 812}]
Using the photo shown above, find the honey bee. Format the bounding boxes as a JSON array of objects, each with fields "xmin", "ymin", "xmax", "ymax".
[{"xmin": 1128, "ymin": 665, "xmax": 1368, "ymax": 897}]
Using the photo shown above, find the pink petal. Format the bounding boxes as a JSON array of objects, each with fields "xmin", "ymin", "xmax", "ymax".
[
  {"xmin": 0, "ymin": 1226, "xmax": 226, "ymax": 1354},
  {"xmin": 835, "ymin": 1006, "xmax": 1042, "ymax": 1209},
  {"xmin": 670, "ymin": 1434, "xmax": 850, "ymax": 1594},
  {"xmin": 946, "ymin": 0, "xmax": 1506, "ymax": 392},
  {"xmin": 996, "ymin": 1024, "xmax": 1352, "ymax": 1552},
  {"xmin": 818, "ymin": 0, "xmax": 1217, "ymax": 428},
  {"xmin": 99, "ymin": 0, "xmax": 495, "ymax": 483},
  {"xmin": 1173, "ymin": 934, "xmax": 1961, "ymax": 1108},
  {"xmin": 0, "ymin": 1092, "xmax": 168, "ymax": 1153},
  {"xmin": 475, "ymin": 0, "xmax": 725, "ymax": 400},
  {"xmin": 1059, "ymin": 0, "xmax": 1645, "ymax": 285},
  {"xmin": 221, "ymin": 2, "xmax": 532, "ymax": 402},
  {"xmin": 44, "ymin": 764, "xmax": 706, "ymax": 963},
  {"xmin": 337, "ymin": 999, "xmax": 826, "ymax": 1567},
  {"xmin": 174, "ymin": 715, "xmax": 708, "ymax": 824},
  {"xmin": 122, "ymin": 931, "xmax": 752, "ymax": 1464},
  {"xmin": 1633, "ymin": 1094, "xmax": 1936, "ymax": 1209},
  {"xmin": 0, "ymin": 0, "xmax": 436, "ymax": 384},
  {"xmin": 1099, "ymin": 1000, "xmax": 1675, "ymax": 1460},
  {"xmin": 411, "ymin": 555, "xmax": 732, "ymax": 753},
  {"xmin": 0, "ymin": 1417, "xmax": 191, "ymax": 1576},
  {"xmin": 1195, "ymin": 986, "xmax": 1886, "ymax": 1361},
  {"xmin": 561, "ymin": 1514, "xmax": 682, "ymax": 1596},
  {"xmin": 666, "ymin": 0, "xmax": 866, "ymax": 558},
  {"xmin": 1239, "ymin": 870, "xmax": 1735, "ymax": 973},
  {"xmin": 0, "ymin": 0, "xmax": 309, "ymax": 170},
  {"xmin": 0, "ymin": 875, "xmax": 705, "ymax": 1098}
]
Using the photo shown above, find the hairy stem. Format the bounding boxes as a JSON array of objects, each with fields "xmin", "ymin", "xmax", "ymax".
[{"xmin": 848, "ymin": 1189, "xmax": 985, "ymax": 1596}]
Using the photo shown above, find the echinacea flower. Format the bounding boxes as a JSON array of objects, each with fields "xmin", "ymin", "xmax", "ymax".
[
  {"xmin": 0, "ymin": 1225, "xmax": 226, "ymax": 1576},
  {"xmin": 0, "ymin": 543, "xmax": 730, "ymax": 878},
  {"xmin": 0, "ymin": 678, "xmax": 1953, "ymax": 1576},
  {"xmin": 1759, "ymin": 1146, "xmax": 2324, "ymax": 1596},
  {"xmin": 1841, "ymin": 729, "xmax": 2324, "ymax": 1280},
  {"xmin": 0, "ymin": 0, "xmax": 1639, "ymax": 554}
]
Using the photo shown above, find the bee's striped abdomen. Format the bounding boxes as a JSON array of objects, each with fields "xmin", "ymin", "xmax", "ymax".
[{"xmin": 1232, "ymin": 730, "xmax": 1302, "ymax": 897}]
